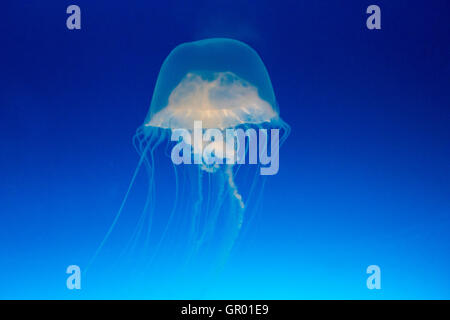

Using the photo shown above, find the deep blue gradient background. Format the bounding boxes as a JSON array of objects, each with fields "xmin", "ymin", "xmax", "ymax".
[{"xmin": 1, "ymin": 0, "xmax": 449, "ymax": 299}]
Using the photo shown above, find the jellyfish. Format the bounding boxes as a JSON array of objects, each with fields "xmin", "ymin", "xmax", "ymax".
[{"xmin": 88, "ymin": 38, "xmax": 290, "ymax": 284}]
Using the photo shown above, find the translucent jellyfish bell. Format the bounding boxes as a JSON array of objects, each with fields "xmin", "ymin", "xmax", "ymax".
[{"xmin": 145, "ymin": 38, "xmax": 280, "ymax": 130}]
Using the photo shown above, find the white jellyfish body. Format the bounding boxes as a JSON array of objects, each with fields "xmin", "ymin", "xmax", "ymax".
[
  {"xmin": 147, "ymin": 71, "xmax": 277, "ymax": 130},
  {"xmin": 89, "ymin": 38, "xmax": 289, "ymax": 285}
]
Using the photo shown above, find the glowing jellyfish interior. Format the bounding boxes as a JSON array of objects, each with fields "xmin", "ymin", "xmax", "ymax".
[{"xmin": 90, "ymin": 38, "xmax": 290, "ymax": 280}]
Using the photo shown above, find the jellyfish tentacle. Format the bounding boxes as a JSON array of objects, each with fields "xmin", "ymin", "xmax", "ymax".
[
  {"xmin": 142, "ymin": 131, "xmax": 166, "ymax": 254},
  {"xmin": 123, "ymin": 129, "xmax": 158, "ymax": 257},
  {"xmin": 191, "ymin": 166, "xmax": 204, "ymax": 250},
  {"xmin": 204, "ymin": 171, "xmax": 212, "ymax": 232},
  {"xmin": 278, "ymin": 118, "xmax": 291, "ymax": 147},
  {"xmin": 118, "ymin": 152, "xmax": 153, "ymax": 260},
  {"xmin": 127, "ymin": 150, "xmax": 154, "ymax": 256},
  {"xmin": 114, "ymin": 129, "xmax": 155, "ymax": 269},
  {"xmin": 86, "ymin": 139, "xmax": 152, "ymax": 272},
  {"xmin": 145, "ymin": 161, "xmax": 179, "ymax": 268}
]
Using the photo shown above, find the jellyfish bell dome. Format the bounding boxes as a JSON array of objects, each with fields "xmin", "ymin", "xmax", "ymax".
[{"xmin": 144, "ymin": 38, "xmax": 280, "ymax": 130}]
